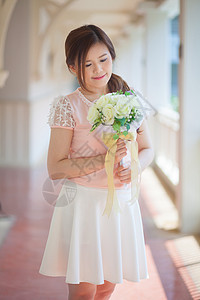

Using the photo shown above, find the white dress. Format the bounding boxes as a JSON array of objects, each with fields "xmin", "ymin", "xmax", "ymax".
[{"xmin": 39, "ymin": 88, "xmax": 150, "ymax": 285}]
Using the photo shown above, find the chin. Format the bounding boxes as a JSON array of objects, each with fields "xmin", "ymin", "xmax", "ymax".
[{"xmin": 94, "ymin": 77, "xmax": 110, "ymax": 87}]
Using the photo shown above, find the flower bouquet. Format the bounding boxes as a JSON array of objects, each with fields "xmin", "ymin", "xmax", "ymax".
[
  {"xmin": 87, "ymin": 90, "xmax": 143, "ymax": 138},
  {"xmin": 87, "ymin": 89, "xmax": 147, "ymax": 217}
]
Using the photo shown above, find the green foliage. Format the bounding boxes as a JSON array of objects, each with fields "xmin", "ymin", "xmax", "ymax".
[
  {"xmin": 122, "ymin": 131, "xmax": 128, "ymax": 136},
  {"xmin": 130, "ymin": 89, "xmax": 136, "ymax": 96},
  {"xmin": 113, "ymin": 119, "xmax": 121, "ymax": 132},
  {"xmin": 119, "ymin": 117, "xmax": 126, "ymax": 126},
  {"xmin": 89, "ymin": 90, "xmax": 143, "ymax": 141},
  {"xmin": 113, "ymin": 134, "xmax": 119, "ymax": 140},
  {"xmin": 90, "ymin": 119, "xmax": 101, "ymax": 132}
]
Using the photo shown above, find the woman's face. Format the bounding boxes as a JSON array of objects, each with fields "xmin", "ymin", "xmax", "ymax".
[{"xmin": 73, "ymin": 42, "xmax": 113, "ymax": 93}]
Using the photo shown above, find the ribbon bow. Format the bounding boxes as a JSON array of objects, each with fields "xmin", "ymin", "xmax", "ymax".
[{"xmin": 101, "ymin": 131, "xmax": 141, "ymax": 217}]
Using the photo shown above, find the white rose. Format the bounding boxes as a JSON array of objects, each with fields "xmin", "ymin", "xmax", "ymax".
[
  {"xmin": 95, "ymin": 94, "xmax": 111, "ymax": 109},
  {"xmin": 87, "ymin": 104, "xmax": 100, "ymax": 124},
  {"xmin": 115, "ymin": 97, "xmax": 132, "ymax": 118},
  {"xmin": 102, "ymin": 104, "xmax": 116, "ymax": 125},
  {"xmin": 109, "ymin": 95, "xmax": 119, "ymax": 105},
  {"xmin": 127, "ymin": 95, "xmax": 140, "ymax": 109}
]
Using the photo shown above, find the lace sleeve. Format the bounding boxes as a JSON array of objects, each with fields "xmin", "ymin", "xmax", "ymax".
[{"xmin": 47, "ymin": 95, "xmax": 75, "ymax": 129}]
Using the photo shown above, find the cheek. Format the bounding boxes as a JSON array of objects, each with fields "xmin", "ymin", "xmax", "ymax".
[
  {"xmin": 84, "ymin": 69, "xmax": 92, "ymax": 80},
  {"xmin": 105, "ymin": 59, "xmax": 113, "ymax": 72}
]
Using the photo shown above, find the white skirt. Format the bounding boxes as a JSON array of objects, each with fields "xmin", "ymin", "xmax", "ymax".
[{"xmin": 39, "ymin": 180, "xmax": 149, "ymax": 285}]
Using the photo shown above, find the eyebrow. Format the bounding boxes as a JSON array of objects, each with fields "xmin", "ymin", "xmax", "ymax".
[{"xmin": 86, "ymin": 53, "xmax": 107, "ymax": 62}]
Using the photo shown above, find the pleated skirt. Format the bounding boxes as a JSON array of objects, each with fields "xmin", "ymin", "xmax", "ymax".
[{"xmin": 39, "ymin": 181, "xmax": 149, "ymax": 285}]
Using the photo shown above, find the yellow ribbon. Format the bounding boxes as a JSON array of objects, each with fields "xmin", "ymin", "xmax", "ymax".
[{"xmin": 101, "ymin": 131, "xmax": 141, "ymax": 217}]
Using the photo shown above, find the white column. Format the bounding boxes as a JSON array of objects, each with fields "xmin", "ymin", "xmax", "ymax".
[
  {"xmin": 0, "ymin": 0, "xmax": 51, "ymax": 167},
  {"xmin": 0, "ymin": 0, "xmax": 30, "ymax": 101},
  {"xmin": 145, "ymin": 9, "xmax": 170, "ymax": 110},
  {"xmin": 0, "ymin": 0, "xmax": 31, "ymax": 167},
  {"xmin": 115, "ymin": 25, "xmax": 145, "ymax": 92},
  {"xmin": 178, "ymin": 0, "xmax": 200, "ymax": 233}
]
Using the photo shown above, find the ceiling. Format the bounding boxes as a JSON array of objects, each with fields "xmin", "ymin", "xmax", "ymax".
[
  {"xmin": 31, "ymin": 0, "xmax": 172, "ymax": 79},
  {"xmin": 37, "ymin": 0, "xmax": 164, "ymax": 41}
]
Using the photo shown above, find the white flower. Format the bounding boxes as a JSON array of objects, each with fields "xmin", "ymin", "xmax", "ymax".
[
  {"xmin": 115, "ymin": 97, "xmax": 132, "ymax": 118},
  {"xmin": 127, "ymin": 95, "xmax": 140, "ymax": 109},
  {"xmin": 109, "ymin": 95, "xmax": 119, "ymax": 105},
  {"xmin": 102, "ymin": 104, "xmax": 116, "ymax": 125},
  {"xmin": 95, "ymin": 94, "xmax": 111, "ymax": 109},
  {"xmin": 87, "ymin": 104, "xmax": 100, "ymax": 124}
]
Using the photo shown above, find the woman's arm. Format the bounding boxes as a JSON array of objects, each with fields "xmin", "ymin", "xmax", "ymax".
[
  {"xmin": 47, "ymin": 128, "xmax": 106, "ymax": 180},
  {"xmin": 137, "ymin": 119, "xmax": 154, "ymax": 172},
  {"xmin": 47, "ymin": 128, "xmax": 127, "ymax": 180}
]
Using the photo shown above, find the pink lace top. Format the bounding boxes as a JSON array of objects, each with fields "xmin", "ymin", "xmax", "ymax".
[{"xmin": 48, "ymin": 88, "xmax": 142, "ymax": 189}]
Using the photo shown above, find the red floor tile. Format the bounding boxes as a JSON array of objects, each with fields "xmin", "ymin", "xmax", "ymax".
[{"xmin": 0, "ymin": 166, "xmax": 199, "ymax": 300}]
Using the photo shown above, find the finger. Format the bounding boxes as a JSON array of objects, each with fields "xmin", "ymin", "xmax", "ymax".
[
  {"xmin": 118, "ymin": 171, "xmax": 131, "ymax": 179},
  {"xmin": 118, "ymin": 171, "xmax": 129, "ymax": 178},
  {"xmin": 117, "ymin": 138, "xmax": 124, "ymax": 143},
  {"xmin": 117, "ymin": 166, "xmax": 126, "ymax": 171},
  {"xmin": 117, "ymin": 139, "xmax": 126, "ymax": 146},
  {"xmin": 120, "ymin": 178, "xmax": 131, "ymax": 183},
  {"xmin": 119, "ymin": 153, "xmax": 127, "ymax": 160},
  {"xmin": 118, "ymin": 172, "xmax": 130, "ymax": 179},
  {"xmin": 117, "ymin": 143, "xmax": 126, "ymax": 148},
  {"xmin": 116, "ymin": 143, "xmax": 126, "ymax": 151},
  {"xmin": 117, "ymin": 166, "xmax": 129, "ymax": 173},
  {"xmin": 117, "ymin": 148, "xmax": 127, "ymax": 156}
]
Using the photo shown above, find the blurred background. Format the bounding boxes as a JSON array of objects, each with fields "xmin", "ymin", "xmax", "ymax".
[{"xmin": 0, "ymin": 0, "xmax": 200, "ymax": 299}]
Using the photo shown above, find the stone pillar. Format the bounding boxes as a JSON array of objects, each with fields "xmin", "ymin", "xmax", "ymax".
[{"xmin": 178, "ymin": 0, "xmax": 200, "ymax": 233}]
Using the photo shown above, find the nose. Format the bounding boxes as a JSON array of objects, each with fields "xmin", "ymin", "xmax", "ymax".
[{"xmin": 93, "ymin": 63, "xmax": 102, "ymax": 74}]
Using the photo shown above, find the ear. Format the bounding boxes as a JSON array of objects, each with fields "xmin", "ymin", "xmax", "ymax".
[{"xmin": 69, "ymin": 65, "xmax": 77, "ymax": 75}]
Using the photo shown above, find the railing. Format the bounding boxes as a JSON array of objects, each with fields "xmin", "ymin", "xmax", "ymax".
[{"xmin": 149, "ymin": 107, "xmax": 179, "ymax": 193}]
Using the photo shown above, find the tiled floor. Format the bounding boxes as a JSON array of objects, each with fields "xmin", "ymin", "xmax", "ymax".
[{"xmin": 0, "ymin": 166, "xmax": 199, "ymax": 300}]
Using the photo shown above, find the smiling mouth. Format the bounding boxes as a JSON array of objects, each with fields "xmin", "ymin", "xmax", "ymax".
[{"xmin": 92, "ymin": 74, "xmax": 106, "ymax": 80}]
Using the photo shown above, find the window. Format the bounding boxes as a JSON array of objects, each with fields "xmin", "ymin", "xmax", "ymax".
[{"xmin": 170, "ymin": 16, "xmax": 179, "ymax": 112}]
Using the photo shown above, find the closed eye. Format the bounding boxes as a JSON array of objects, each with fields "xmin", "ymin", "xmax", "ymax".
[{"xmin": 85, "ymin": 57, "xmax": 107, "ymax": 67}]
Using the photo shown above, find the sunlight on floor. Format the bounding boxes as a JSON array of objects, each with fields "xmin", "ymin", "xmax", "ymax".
[
  {"xmin": 141, "ymin": 167, "xmax": 178, "ymax": 230},
  {"xmin": 166, "ymin": 236, "xmax": 200, "ymax": 299},
  {"xmin": 141, "ymin": 167, "xmax": 200, "ymax": 300}
]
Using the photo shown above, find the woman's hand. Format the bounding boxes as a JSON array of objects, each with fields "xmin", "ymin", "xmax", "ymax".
[
  {"xmin": 114, "ymin": 138, "xmax": 131, "ymax": 183},
  {"xmin": 114, "ymin": 139, "xmax": 127, "ymax": 164},
  {"xmin": 116, "ymin": 164, "xmax": 132, "ymax": 184}
]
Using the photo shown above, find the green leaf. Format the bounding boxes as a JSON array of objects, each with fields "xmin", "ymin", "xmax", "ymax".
[
  {"xmin": 116, "ymin": 90, "xmax": 123, "ymax": 95},
  {"xmin": 126, "ymin": 124, "xmax": 130, "ymax": 130},
  {"xmin": 90, "ymin": 126, "xmax": 96, "ymax": 132},
  {"xmin": 119, "ymin": 117, "xmax": 126, "ymax": 126},
  {"xmin": 113, "ymin": 134, "xmax": 119, "ymax": 140},
  {"xmin": 131, "ymin": 108, "xmax": 135, "ymax": 114},
  {"xmin": 90, "ymin": 120, "xmax": 101, "ymax": 132},
  {"xmin": 122, "ymin": 131, "xmax": 128, "ymax": 136},
  {"xmin": 113, "ymin": 119, "xmax": 121, "ymax": 131},
  {"xmin": 130, "ymin": 89, "xmax": 136, "ymax": 96}
]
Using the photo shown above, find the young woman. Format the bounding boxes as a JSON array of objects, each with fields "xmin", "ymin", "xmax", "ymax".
[{"xmin": 39, "ymin": 24, "xmax": 154, "ymax": 300}]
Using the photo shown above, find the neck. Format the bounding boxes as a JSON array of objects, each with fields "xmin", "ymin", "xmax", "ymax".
[{"xmin": 79, "ymin": 86, "xmax": 109, "ymax": 101}]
